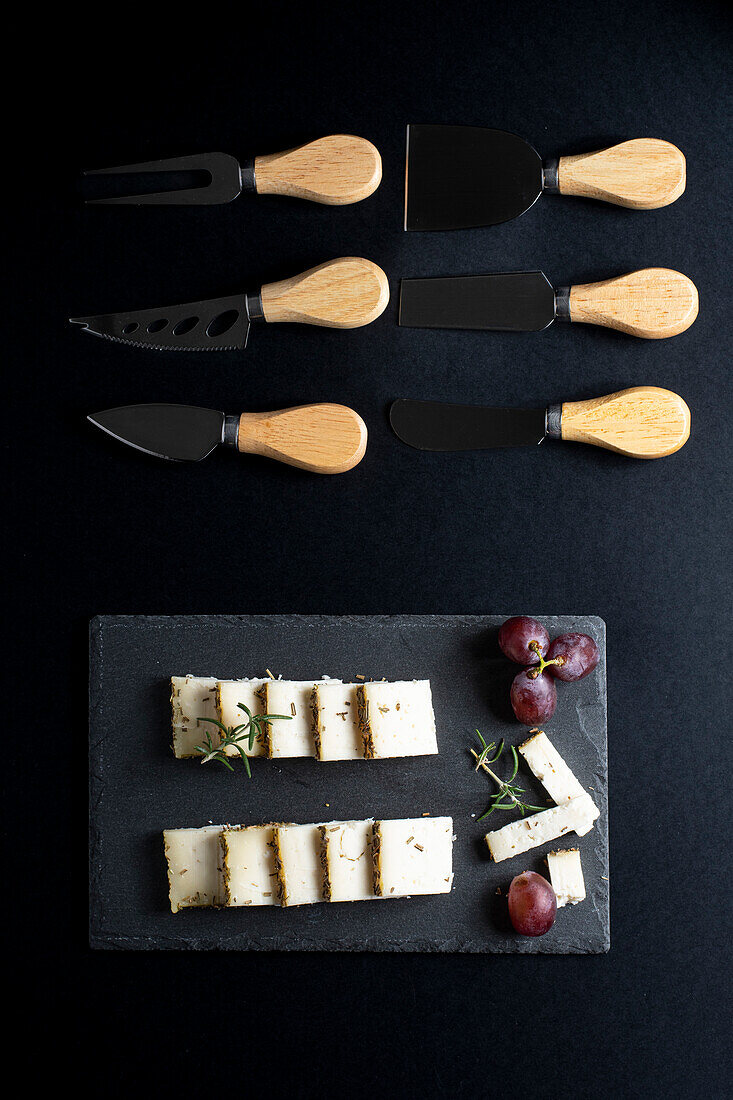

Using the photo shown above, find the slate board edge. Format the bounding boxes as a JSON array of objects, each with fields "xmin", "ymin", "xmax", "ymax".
[{"xmin": 89, "ymin": 613, "xmax": 609, "ymax": 954}]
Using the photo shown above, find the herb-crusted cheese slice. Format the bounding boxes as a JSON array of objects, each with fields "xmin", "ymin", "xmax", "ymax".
[
  {"xmin": 220, "ymin": 825, "xmax": 279, "ymax": 906},
  {"xmin": 273, "ymin": 823, "xmax": 328, "ymax": 906},
  {"xmin": 372, "ymin": 817, "xmax": 454, "ymax": 897},
  {"xmin": 322, "ymin": 819, "xmax": 375, "ymax": 901},
  {"xmin": 163, "ymin": 825, "xmax": 225, "ymax": 912},
  {"xmin": 519, "ymin": 730, "xmax": 590, "ymax": 805},
  {"xmin": 216, "ymin": 678, "xmax": 268, "ymax": 757},
  {"xmin": 547, "ymin": 848, "xmax": 586, "ymax": 908},
  {"xmin": 170, "ymin": 675, "xmax": 219, "ymax": 758},
  {"xmin": 264, "ymin": 680, "xmax": 339, "ymax": 758},
  {"xmin": 485, "ymin": 796, "xmax": 599, "ymax": 863},
  {"xmin": 357, "ymin": 680, "xmax": 438, "ymax": 759},
  {"xmin": 312, "ymin": 683, "xmax": 363, "ymax": 761}
]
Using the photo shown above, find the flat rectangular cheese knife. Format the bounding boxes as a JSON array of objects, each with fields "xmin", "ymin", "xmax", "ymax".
[
  {"xmin": 399, "ymin": 268, "xmax": 698, "ymax": 339},
  {"xmin": 390, "ymin": 388, "xmax": 690, "ymax": 460},
  {"xmin": 70, "ymin": 258, "xmax": 390, "ymax": 351},
  {"xmin": 88, "ymin": 403, "xmax": 367, "ymax": 473},
  {"xmin": 84, "ymin": 134, "xmax": 382, "ymax": 206},
  {"xmin": 405, "ymin": 125, "xmax": 686, "ymax": 230}
]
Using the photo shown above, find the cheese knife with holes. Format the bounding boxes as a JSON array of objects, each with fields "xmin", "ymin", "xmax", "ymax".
[
  {"xmin": 88, "ymin": 403, "xmax": 368, "ymax": 474},
  {"xmin": 70, "ymin": 257, "xmax": 390, "ymax": 351},
  {"xmin": 405, "ymin": 125, "xmax": 686, "ymax": 231},
  {"xmin": 390, "ymin": 388, "xmax": 691, "ymax": 460},
  {"xmin": 399, "ymin": 268, "xmax": 698, "ymax": 339}
]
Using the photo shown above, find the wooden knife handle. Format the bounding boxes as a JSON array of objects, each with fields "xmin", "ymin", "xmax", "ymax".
[
  {"xmin": 254, "ymin": 135, "xmax": 382, "ymax": 205},
  {"xmin": 237, "ymin": 404, "xmax": 368, "ymax": 474},
  {"xmin": 260, "ymin": 257, "xmax": 389, "ymax": 328},
  {"xmin": 557, "ymin": 139, "xmax": 685, "ymax": 209},
  {"xmin": 559, "ymin": 387, "xmax": 690, "ymax": 459},
  {"xmin": 568, "ymin": 268, "xmax": 698, "ymax": 339}
]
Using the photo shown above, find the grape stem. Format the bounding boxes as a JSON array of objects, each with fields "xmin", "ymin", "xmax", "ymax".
[{"xmin": 526, "ymin": 640, "xmax": 564, "ymax": 680}]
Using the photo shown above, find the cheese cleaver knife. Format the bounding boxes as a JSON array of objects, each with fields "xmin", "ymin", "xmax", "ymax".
[
  {"xmin": 405, "ymin": 125, "xmax": 686, "ymax": 230},
  {"xmin": 70, "ymin": 258, "xmax": 389, "ymax": 351},
  {"xmin": 399, "ymin": 268, "xmax": 698, "ymax": 339},
  {"xmin": 88, "ymin": 403, "xmax": 368, "ymax": 473},
  {"xmin": 390, "ymin": 388, "xmax": 690, "ymax": 460}
]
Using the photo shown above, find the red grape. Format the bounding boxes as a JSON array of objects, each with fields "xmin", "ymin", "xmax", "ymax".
[
  {"xmin": 510, "ymin": 669, "xmax": 557, "ymax": 725},
  {"xmin": 508, "ymin": 871, "xmax": 557, "ymax": 936},
  {"xmin": 546, "ymin": 632, "xmax": 600, "ymax": 682},
  {"xmin": 498, "ymin": 616, "xmax": 550, "ymax": 665}
]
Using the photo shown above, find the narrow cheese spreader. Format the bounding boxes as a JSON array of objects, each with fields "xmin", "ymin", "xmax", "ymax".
[
  {"xmin": 405, "ymin": 125, "xmax": 686, "ymax": 230},
  {"xmin": 84, "ymin": 134, "xmax": 382, "ymax": 206},
  {"xmin": 399, "ymin": 268, "xmax": 698, "ymax": 339},
  {"xmin": 390, "ymin": 387, "xmax": 690, "ymax": 460},
  {"xmin": 88, "ymin": 403, "xmax": 367, "ymax": 473},
  {"xmin": 70, "ymin": 257, "xmax": 390, "ymax": 351}
]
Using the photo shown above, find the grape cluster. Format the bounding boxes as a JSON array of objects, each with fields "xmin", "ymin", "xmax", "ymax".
[{"xmin": 498, "ymin": 616, "xmax": 600, "ymax": 725}]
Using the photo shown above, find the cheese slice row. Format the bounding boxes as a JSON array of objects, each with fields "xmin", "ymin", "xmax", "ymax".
[
  {"xmin": 163, "ymin": 818, "xmax": 454, "ymax": 912},
  {"xmin": 171, "ymin": 676, "xmax": 438, "ymax": 761},
  {"xmin": 485, "ymin": 730, "xmax": 600, "ymax": 862}
]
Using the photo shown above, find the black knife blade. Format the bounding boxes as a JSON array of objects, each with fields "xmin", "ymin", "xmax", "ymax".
[
  {"xmin": 88, "ymin": 404, "xmax": 228, "ymax": 461},
  {"xmin": 405, "ymin": 124, "xmax": 547, "ymax": 231},
  {"xmin": 390, "ymin": 399, "xmax": 549, "ymax": 451},
  {"xmin": 399, "ymin": 271, "xmax": 563, "ymax": 332},
  {"xmin": 70, "ymin": 293, "xmax": 256, "ymax": 351}
]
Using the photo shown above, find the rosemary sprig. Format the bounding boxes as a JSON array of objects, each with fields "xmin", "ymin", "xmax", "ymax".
[
  {"xmin": 194, "ymin": 703, "xmax": 292, "ymax": 778},
  {"xmin": 471, "ymin": 731, "xmax": 545, "ymax": 821}
]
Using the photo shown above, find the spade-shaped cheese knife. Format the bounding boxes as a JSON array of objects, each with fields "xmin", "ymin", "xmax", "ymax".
[
  {"xmin": 399, "ymin": 268, "xmax": 698, "ymax": 339},
  {"xmin": 70, "ymin": 258, "xmax": 390, "ymax": 351},
  {"xmin": 390, "ymin": 387, "xmax": 690, "ymax": 460},
  {"xmin": 405, "ymin": 125, "xmax": 686, "ymax": 230},
  {"xmin": 84, "ymin": 134, "xmax": 382, "ymax": 206},
  {"xmin": 88, "ymin": 403, "xmax": 368, "ymax": 473}
]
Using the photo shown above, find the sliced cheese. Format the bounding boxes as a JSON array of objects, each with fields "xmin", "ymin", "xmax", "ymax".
[
  {"xmin": 373, "ymin": 817, "xmax": 454, "ymax": 898},
  {"xmin": 216, "ymin": 678, "xmax": 268, "ymax": 757},
  {"xmin": 264, "ymin": 680, "xmax": 338, "ymax": 758},
  {"xmin": 163, "ymin": 825, "xmax": 225, "ymax": 912},
  {"xmin": 547, "ymin": 848, "xmax": 586, "ymax": 908},
  {"xmin": 220, "ymin": 824, "xmax": 279, "ymax": 906},
  {"xmin": 519, "ymin": 729, "xmax": 589, "ymax": 805},
  {"xmin": 322, "ymin": 819, "xmax": 375, "ymax": 902},
  {"xmin": 170, "ymin": 675, "xmax": 218, "ymax": 758},
  {"xmin": 313, "ymin": 682, "xmax": 363, "ymax": 761},
  {"xmin": 274, "ymin": 823, "xmax": 327, "ymax": 906},
  {"xmin": 357, "ymin": 680, "xmax": 438, "ymax": 759},
  {"xmin": 486, "ymin": 796, "xmax": 599, "ymax": 863}
]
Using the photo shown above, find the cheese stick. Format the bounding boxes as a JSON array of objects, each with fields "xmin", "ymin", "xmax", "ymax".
[
  {"xmin": 486, "ymin": 796, "xmax": 599, "ymax": 863},
  {"xmin": 273, "ymin": 823, "xmax": 328, "ymax": 906},
  {"xmin": 220, "ymin": 824, "xmax": 279, "ymax": 906},
  {"xmin": 547, "ymin": 848, "xmax": 586, "ymax": 907},
  {"xmin": 372, "ymin": 817, "xmax": 454, "ymax": 897},
  {"xmin": 216, "ymin": 678, "xmax": 268, "ymax": 757},
  {"xmin": 321, "ymin": 819, "xmax": 375, "ymax": 901},
  {"xmin": 312, "ymin": 682, "xmax": 364, "ymax": 761},
  {"xmin": 519, "ymin": 729, "xmax": 590, "ymax": 805},
  {"xmin": 170, "ymin": 675, "xmax": 219, "ymax": 758},
  {"xmin": 163, "ymin": 825, "xmax": 225, "ymax": 912},
  {"xmin": 357, "ymin": 680, "xmax": 438, "ymax": 759}
]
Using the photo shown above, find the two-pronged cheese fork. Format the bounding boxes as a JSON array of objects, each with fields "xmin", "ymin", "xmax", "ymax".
[{"xmin": 84, "ymin": 134, "xmax": 382, "ymax": 206}]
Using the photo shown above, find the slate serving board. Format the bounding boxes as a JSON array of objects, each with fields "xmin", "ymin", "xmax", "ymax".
[{"xmin": 89, "ymin": 614, "xmax": 609, "ymax": 952}]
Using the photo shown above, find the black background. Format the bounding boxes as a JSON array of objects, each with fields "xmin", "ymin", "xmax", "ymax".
[{"xmin": 9, "ymin": 0, "xmax": 732, "ymax": 1094}]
